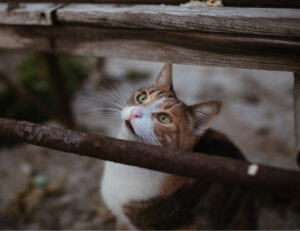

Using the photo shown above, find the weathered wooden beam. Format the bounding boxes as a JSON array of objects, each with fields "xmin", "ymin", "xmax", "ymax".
[
  {"xmin": 56, "ymin": 5, "xmax": 300, "ymax": 37},
  {"xmin": 0, "ymin": 3, "xmax": 62, "ymax": 25},
  {"xmin": 0, "ymin": 117, "xmax": 300, "ymax": 198},
  {"xmin": 0, "ymin": 25, "xmax": 298, "ymax": 72},
  {"xmin": 294, "ymin": 72, "xmax": 300, "ymax": 167},
  {"xmin": 1, "ymin": 0, "xmax": 299, "ymax": 8}
]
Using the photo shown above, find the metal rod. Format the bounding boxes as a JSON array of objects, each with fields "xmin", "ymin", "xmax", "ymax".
[{"xmin": 0, "ymin": 117, "xmax": 300, "ymax": 198}]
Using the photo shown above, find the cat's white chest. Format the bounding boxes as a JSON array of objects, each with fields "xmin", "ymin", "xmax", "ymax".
[
  {"xmin": 101, "ymin": 160, "xmax": 167, "ymax": 223},
  {"xmin": 100, "ymin": 124, "xmax": 167, "ymax": 222}
]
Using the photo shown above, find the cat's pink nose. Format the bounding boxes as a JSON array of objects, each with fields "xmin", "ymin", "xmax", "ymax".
[{"xmin": 129, "ymin": 108, "xmax": 142, "ymax": 121}]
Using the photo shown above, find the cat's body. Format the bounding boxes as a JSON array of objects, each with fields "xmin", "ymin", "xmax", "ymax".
[
  {"xmin": 101, "ymin": 123, "xmax": 188, "ymax": 229},
  {"xmin": 101, "ymin": 62, "xmax": 257, "ymax": 230}
]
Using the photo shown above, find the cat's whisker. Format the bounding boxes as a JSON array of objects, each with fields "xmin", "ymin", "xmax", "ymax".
[
  {"xmin": 99, "ymin": 79, "xmax": 127, "ymax": 107},
  {"xmin": 97, "ymin": 82, "xmax": 126, "ymax": 107},
  {"xmin": 82, "ymin": 111, "xmax": 121, "ymax": 117},
  {"xmin": 93, "ymin": 107, "xmax": 121, "ymax": 112},
  {"xmin": 84, "ymin": 86, "xmax": 124, "ymax": 109},
  {"xmin": 100, "ymin": 90, "xmax": 124, "ymax": 108},
  {"xmin": 100, "ymin": 79, "xmax": 126, "ymax": 104},
  {"xmin": 95, "ymin": 94, "xmax": 124, "ymax": 110},
  {"xmin": 149, "ymin": 132, "xmax": 160, "ymax": 146},
  {"xmin": 112, "ymin": 81, "xmax": 127, "ymax": 106},
  {"xmin": 80, "ymin": 113, "xmax": 121, "ymax": 120},
  {"xmin": 134, "ymin": 120, "xmax": 159, "ymax": 146},
  {"xmin": 80, "ymin": 92, "xmax": 124, "ymax": 111},
  {"xmin": 76, "ymin": 108, "xmax": 121, "ymax": 117}
]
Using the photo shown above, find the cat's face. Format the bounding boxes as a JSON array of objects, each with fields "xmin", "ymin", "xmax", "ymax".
[{"xmin": 121, "ymin": 61, "xmax": 221, "ymax": 150}]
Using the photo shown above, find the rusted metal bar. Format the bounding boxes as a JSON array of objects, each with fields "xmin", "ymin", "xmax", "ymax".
[
  {"xmin": 0, "ymin": 117, "xmax": 300, "ymax": 198},
  {"xmin": 0, "ymin": 68, "xmax": 57, "ymax": 120},
  {"xmin": 294, "ymin": 72, "xmax": 300, "ymax": 167},
  {"xmin": 44, "ymin": 53, "xmax": 75, "ymax": 129},
  {"xmin": 1, "ymin": 0, "xmax": 299, "ymax": 8}
]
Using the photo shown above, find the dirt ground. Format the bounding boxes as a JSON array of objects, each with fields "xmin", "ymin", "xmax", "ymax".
[{"xmin": 1, "ymin": 57, "xmax": 300, "ymax": 229}]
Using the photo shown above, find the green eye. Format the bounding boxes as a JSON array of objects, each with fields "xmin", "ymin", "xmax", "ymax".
[
  {"xmin": 157, "ymin": 113, "xmax": 172, "ymax": 124},
  {"xmin": 137, "ymin": 92, "xmax": 147, "ymax": 103}
]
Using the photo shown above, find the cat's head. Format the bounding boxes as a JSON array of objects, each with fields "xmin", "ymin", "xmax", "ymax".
[{"xmin": 121, "ymin": 61, "xmax": 221, "ymax": 150}]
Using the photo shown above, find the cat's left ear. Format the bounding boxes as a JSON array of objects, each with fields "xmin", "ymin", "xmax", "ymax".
[
  {"xmin": 189, "ymin": 100, "xmax": 222, "ymax": 136},
  {"xmin": 154, "ymin": 61, "xmax": 173, "ymax": 91}
]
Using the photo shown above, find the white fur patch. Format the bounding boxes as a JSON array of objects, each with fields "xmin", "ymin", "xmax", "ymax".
[
  {"xmin": 101, "ymin": 99, "xmax": 171, "ymax": 227},
  {"xmin": 101, "ymin": 161, "xmax": 168, "ymax": 225}
]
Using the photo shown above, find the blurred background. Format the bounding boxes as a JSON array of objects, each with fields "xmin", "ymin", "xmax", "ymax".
[{"xmin": 0, "ymin": 51, "xmax": 299, "ymax": 229}]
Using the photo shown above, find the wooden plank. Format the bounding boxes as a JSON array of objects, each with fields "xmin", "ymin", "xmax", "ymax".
[
  {"xmin": 294, "ymin": 72, "xmax": 300, "ymax": 167},
  {"xmin": 2, "ymin": 0, "xmax": 300, "ymax": 8},
  {"xmin": 56, "ymin": 4, "xmax": 300, "ymax": 37},
  {"xmin": 0, "ymin": 3, "xmax": 62, "ymax": 25},
  {"xmin": 0, "ymin": 25, "xmax": 299, "ymax": 72}
]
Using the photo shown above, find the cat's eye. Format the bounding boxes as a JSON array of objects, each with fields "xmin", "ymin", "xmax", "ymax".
[
  {"xmin": 157, "ymin": 113, "xmax": 172, "ymax": 124},
  {"xmin": 136, "ymin": 92, "xmax": 147, "ymax": 103}
]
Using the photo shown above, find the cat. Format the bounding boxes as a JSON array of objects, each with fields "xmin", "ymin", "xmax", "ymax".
[{"xmin": 101, "ymin": 61, "xmax": 257, "ymax": 230}]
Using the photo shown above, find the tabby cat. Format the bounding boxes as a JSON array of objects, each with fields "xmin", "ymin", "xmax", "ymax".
[{"xmin": 101, "ymin": 61, "xmax": 257, "ymax": 230}]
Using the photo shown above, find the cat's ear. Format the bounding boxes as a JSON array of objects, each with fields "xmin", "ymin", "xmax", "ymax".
[
  {"xmin": 154, "ymin": 61, "xmax": 173, "ymax": 90},
  {"xmin": 189, "ymin": 100, "xmax": 222, "ymax": 136}
]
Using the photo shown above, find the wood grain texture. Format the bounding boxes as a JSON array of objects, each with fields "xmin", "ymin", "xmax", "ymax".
[
  {"xmin": 56, "ymin": 4, "xmax": 300, "ymax": 37},
  {"xmin": 0, "ymin": 3, "xmax": 61, "ymax": 25},
  {"xmin": 0, "ymin": 25, "xmax": 299, "ymax": 72},
  {"xmin": 1, "ymin": 0, "xmax": 300, "ymax": 8}
]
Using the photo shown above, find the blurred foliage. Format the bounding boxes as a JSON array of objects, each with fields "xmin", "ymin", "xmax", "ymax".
[
  {"xmin": 0, "ymin": 52, "xmax": 87, "ymax": 146},
  {"xmin": 125, "ymin": 69, "xmax": 151, "ymax": 82}
]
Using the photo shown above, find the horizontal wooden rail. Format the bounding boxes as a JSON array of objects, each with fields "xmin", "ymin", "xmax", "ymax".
[
  {"xmin": 1, "ymin": 0, "xmax": 300, "ymax": 8},
  {"xmin": 0, "ymin": 25, "xmax": 299, "ymax": 72},
  {"xmin": 0, "ymin": 4, "xmax": 299, "ymax": 71},
  {"xmin": 0, "ymin": 117, "xmax": 300, "ymax": 198},
  {"xmin": 1, "ymin": 4, "xmax": 300, "ymax": 37},
  {"xmin": 57, "ymin": 5, "xmax": 300, "ymax": 38}
]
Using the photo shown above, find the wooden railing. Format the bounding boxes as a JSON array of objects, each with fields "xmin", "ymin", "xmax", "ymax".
[{"xmin": 0, "ymin": 3, "xmax": 299, "ymax": 71}]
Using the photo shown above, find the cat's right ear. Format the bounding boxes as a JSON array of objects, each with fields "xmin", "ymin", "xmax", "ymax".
[
  {"xmin": 189, "ymin": 100, "xmax": 222, "ymax": 137},
  {"xmin": 154, "ymin": 61, "xmax": 173, "ymax": 91}
]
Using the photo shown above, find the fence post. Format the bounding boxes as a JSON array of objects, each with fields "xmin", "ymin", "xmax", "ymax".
[{"xmin": 45, "ymin": 53, "xmax": 75, "ymax": 129}]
